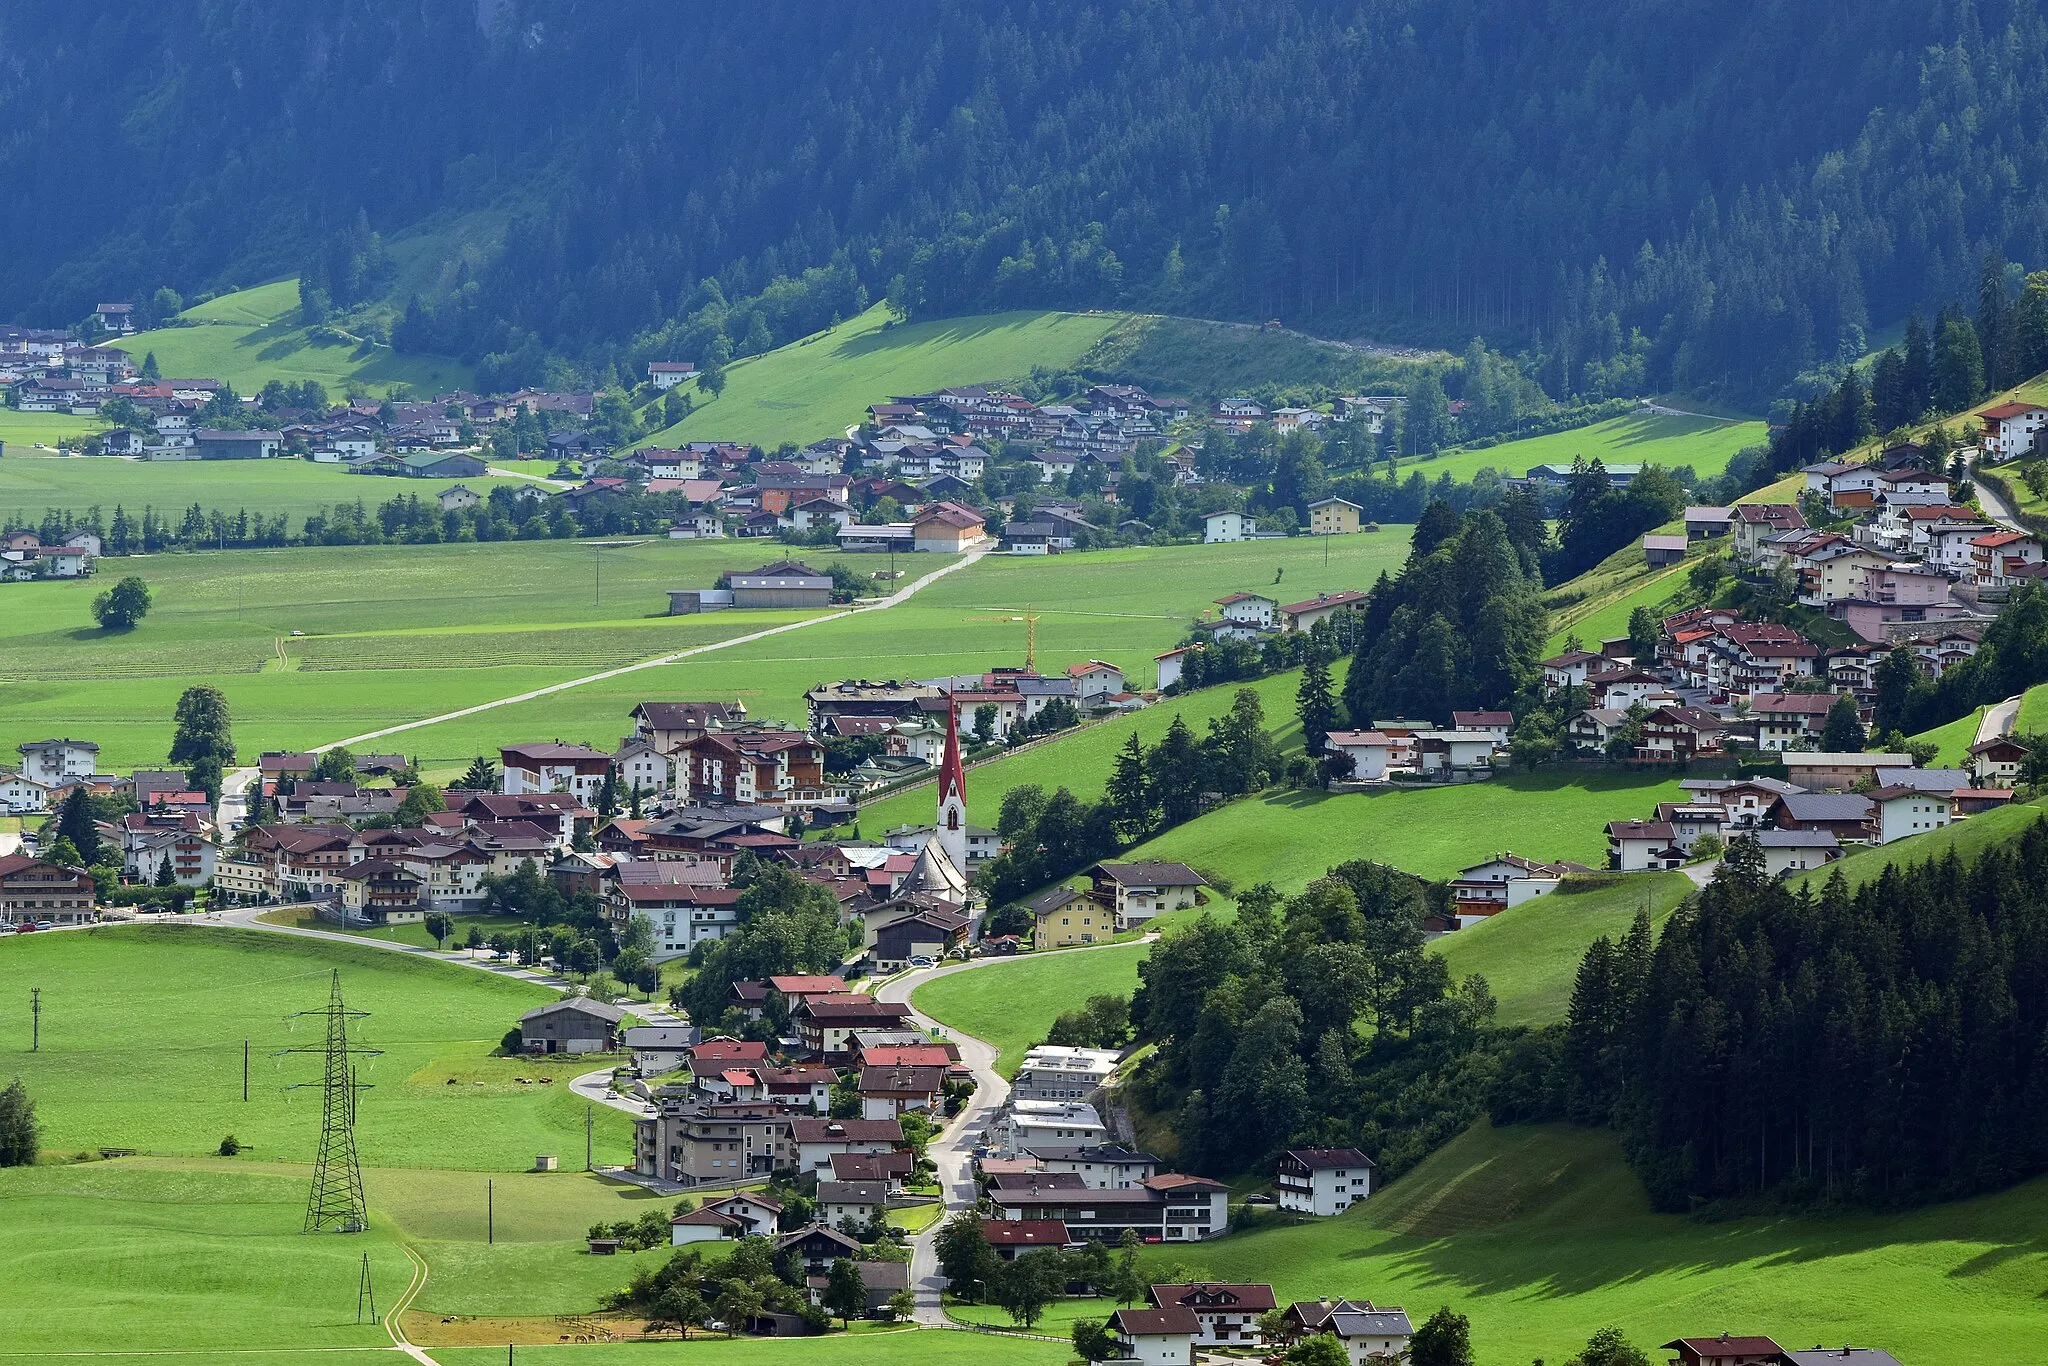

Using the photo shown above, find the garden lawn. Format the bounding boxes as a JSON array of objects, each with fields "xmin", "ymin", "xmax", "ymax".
[
  {"xmin": 118, "ymin": 279, "xmax": 473, "ymax": 394},
  {"xmin": 0, "ymin": 451, "xmax": 538, "ymax": 525},
  {"xmin": 912, "ymin": 946, "xmax": 1146, "ymax": 1078},
  {"xmin": 1118, "ymin": 772, "xmax": 1688, "ymax": 891},
  {"xmin": 640, "ymin": 303, "xmax": 1125, "ymax": 450},
  {"xmin": 1186, "ymin": 1121, "xmax": 2048, "ymax": 1366},
  {"xmin": 0, "ymin": 924, "xmax": 634, "ymax": 1168},
  {"xmin": 1433, "ymin": 872, "xmax": 1692, "ymax": 1027},
  {"xmin": 1400, "ymin": 409, "xmax": 1766, "ymax": 487}
]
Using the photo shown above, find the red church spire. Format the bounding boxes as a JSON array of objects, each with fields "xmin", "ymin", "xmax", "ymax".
[{"xmin": 938, "ymin": 700, "xmax": 966, "ymax": 807}]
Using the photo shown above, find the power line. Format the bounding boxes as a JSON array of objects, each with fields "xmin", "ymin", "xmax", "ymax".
[{"xmin": 276, "ymin": 969, "xmax": 381, "ymax": 1233}]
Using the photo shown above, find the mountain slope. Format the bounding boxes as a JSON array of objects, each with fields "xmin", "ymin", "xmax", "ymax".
[{"xmin": 10, "ymin": 2, "xmax": 2048, "ymax": 401}]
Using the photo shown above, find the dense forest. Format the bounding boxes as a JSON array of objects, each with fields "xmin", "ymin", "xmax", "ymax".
[
  {"xmin": 11, "ymin": 1, "xmax": 2048, "ymax": 401},
  {"xmin": 1515, "ymin": 827, "xmax": 2048, "ymax": 1210}
]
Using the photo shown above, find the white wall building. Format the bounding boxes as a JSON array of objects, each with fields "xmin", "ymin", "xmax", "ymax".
[{"xmin": 1275, "ymin": 1147, "xmax": 1376, "ymax": 1216}]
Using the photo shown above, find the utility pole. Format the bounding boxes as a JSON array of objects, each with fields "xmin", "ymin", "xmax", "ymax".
[
  {"xmin": 487, "ymin": 1178, "xmax": 494, "ymax": 1244},
  {"xmin": 277, "ymin": 970, "xmax": 381, "ymax": 1233},
  {"xmin": 585, "ymin": 1104, "xmax": 594, "ymax": 1172},
  {"xmin": 356, "ymin": 1252, "xmax": 378, "ymax": 1325},
  {"xmin": 30, "ymin": 988, "xmax": 39, "ymax": 1051},
  {"xmin": 243, "ymin": 1039, "xmax": 250, "ymax": 1101}
]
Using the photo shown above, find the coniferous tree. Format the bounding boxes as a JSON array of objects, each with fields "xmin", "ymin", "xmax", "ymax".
[
  {"xmin": 0, "ymin": 1080, "xmax": 37, "ymax": 1167},
  {"xmin": 54, "ymin": 786, "xmax": 101, "ymax": 867},
  {"xmin": 1295, "ymin": 653, "xmax": 1337, "ymax": 767}
]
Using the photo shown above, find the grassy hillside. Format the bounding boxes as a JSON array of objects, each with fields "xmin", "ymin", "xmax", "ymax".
[
  {"xmin": 0, "ymin": 452, "xmax": 539, "ymax": 524},
  {"xmin": 117, "ymin": 280, "xmax": 473, "ymax": 394},
  {"xmin": 1402, "ymin": 409, "xmax": 1767, "ymax": 487},
  {"xmin": 640, "ymin": 304, "xmax": 1124, "ymax": 450},
  {"xmin": 1079, "ymin": 313, "xmax": 1436, "ymax": 397},
  {"xmin": 1790, "ymin": 799, "xmax": 2047, "ymax": 893},
  {"xmin": 1435, "ymin": 872, "xmax": 1693, "ymax": 1027},
  {"xmin": 1185, "ymin": 1121, "xmax": 2048, "ymax": 1365},
  {"xmin": 913, "ymin": 947, "xmax": 1148, "ymax": 1079},
  {"xmin": 1119, "ymin": 772, "xmax": 1685, "ymax": 889}
]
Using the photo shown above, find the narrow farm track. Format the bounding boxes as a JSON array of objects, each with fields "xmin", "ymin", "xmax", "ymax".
[{"xmin": 308, "ymin": 545, "xmax": 991, "ymax": 754}]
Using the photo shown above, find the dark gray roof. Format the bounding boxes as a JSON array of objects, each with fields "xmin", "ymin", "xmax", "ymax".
[
  {"xmin": 1754, "ymin": 829, "xmax": 1841, "ymax": 848},
  {"xmin": 1777, "ymin": 793, "xmax": 1873, "ymax": 821},
  {"xmin": 1873, "ymin": 767, "xmax": 1970, "ymax": 792},
  {"xmin": 519, "ymin": 996, "xmax": 626, "ymax": 1025},
  {"xmin": 1784, "ymin": 1350, "xmax": 1904, "ymax": 1366}
]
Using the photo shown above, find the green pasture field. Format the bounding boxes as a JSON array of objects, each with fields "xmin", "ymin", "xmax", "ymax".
[
  {"xmin": 1912, "ymin": 704, "xmax": 1991, "ymax": 767},
  {"xmin": 639, "ymin": 303, "xmax": 1124, "ymax": 450},
  {"xmin": 1117, "ymin": 772, "xmax": 1687, "ymax": 890},
  {"xmin": 257, "ymin": 907, "xmax": 530, "ymax": 951},
  {"xmin": 1185, "ymin": 1121, "xmax": 2048, "ymax": 1366},
  {"xmin": 1401, "ymin": 409, "xmax": 1766, "ymax": 487},
  {"xmin": 0, "ymin": 451, "xmax": 536, "ymax": 525},
  {"xmin": 0, "ymin": 925, "xmax": 634, "ymax": 1168},
  {"xmin": 2022, "ymin": 680, "xmax": 2048, "ymax": 731},
  {"xmin": 376, "ymin": 531, "xmax": 1408, "ymax": 777},
  {"xmin": 1433, "ymin": 872, "xmax": 1692, "ymax": 1027},
  {"xmin": 0, "ymin": 406, "xmax": 108, "ymax": 450},
  {"xmin": 913, "ymin": 946, "xmax": 1147, "ymax": 1079},
  {"xmin": 0, "ymin": 537, "xmax": 821, "ymax": 770},
  {"xmin": 1080, "ymin": 313, "xmax": 1436, "ymax": 398},
  {"xmin": 117, "ymin": 279, "xmax": 474, "ymax": 395}
]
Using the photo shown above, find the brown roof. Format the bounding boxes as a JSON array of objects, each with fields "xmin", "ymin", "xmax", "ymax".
[
  {"xmin": 1149, "ymin": 1283, "xmax": 1278, "ymax": 1312},
  {"xmin": 981, "ymin": 1219, "xmax": 1071, "ymax": 1247},
  {"xmin": 1111, "ymin": 1307, "xmax": 1201, "ymax": 1337}
]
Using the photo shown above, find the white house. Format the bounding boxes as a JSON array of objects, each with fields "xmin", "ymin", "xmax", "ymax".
[
  {"xmin": 16, "ymin": 738, "xmax": 99, "ymax": 785},
  {"xmin": 1282, "ymin": 1300, "xmax": 1415, "ymax": 1366},
  {"xmin": 1145, "ymin": 1284, "xmax": 1278, "ymax": 1348},
  {"xmin": 1011, "ymin": 1046, "xmax": 1122, "ymax": 1102},
  {"xmin": 1753, "ymin": 829, "xmax": 1843, "ymax": 879},
  {"xmin": 0, "ymin": 771, "xmax": 51, "ymax": 814},
  {"xmin": 1214, "ymin": 592, "xmax": 1279, "ymax": 628},
  {"xmin": 1980, "ymin": 400, "xmax": 2048, "ymax": 460},
  {"xmin": 612, "ymin": 739, "xmax": 672, "ymax": 798},
  {"xmin": 1446, "ymin": 853, "xmax": 1576, "ymax": 926},
  {"xmin": 1156, "ymin": 646, "xmax": 1196, "ymax": 692},
  {"xmin": 648, "ymin": 361, "xmax": 697, "ymax": 390},
  {"xmin": 1869, "ymin": 787, "xmax": 1954, "ymax": 844},
  {"xmin": 1275, "ymin": 1147, "xmax": 1376, "ymax": 1216},
  {"xmin": 993, "ymin": 1099, "xmax": 1109, "ymax": 1149},
  {"xmin": 1067, "ymin": 660, "xmax": 1125, "ymax": 700},
  {"xmin": 625, "ymin": 1025, "xmax": 694, "ymax": 1075},
  {"xmin": 1324, "ymin": 730, "xmax": 1410, "ymax": 781},
  {"xmin": 1108, "ymin": 1307, "xmax": 1199, "ymax": 1366},
  {"xmin": 1203, "ymin": 510, "xmax": 1258, "ymax": 543},
  {"xmin": 1608, "ymin": 820, "xmax": 1683, "ymax": 871},
  {"xmin": 499, "ymin": 742, "xmax": 611, "ymax": 803}
]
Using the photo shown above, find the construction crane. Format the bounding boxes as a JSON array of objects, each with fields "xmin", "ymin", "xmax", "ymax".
[{"xmin": 968, "ymin": 606, "xmax": 1042, "ymax": 672}]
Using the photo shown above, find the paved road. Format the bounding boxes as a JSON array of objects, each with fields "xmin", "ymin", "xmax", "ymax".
[
  {"xmin": 1971, "ymin": 456, "xmax": 2027, "ymax": 532},
  {"xmin": 876, "ymin": 937, "xmax": 1152, "ymax": 1327},
  {"xmin": 487, "ymin": 464, "xmax": 576, "ymax": 488},
  {"xmin": 308, "ymin": 544, "xmax": 991, "ymax": 755},
  {"xmin": 1977, "ymin": 693, "xmax": 2026, "ymax": 746}
]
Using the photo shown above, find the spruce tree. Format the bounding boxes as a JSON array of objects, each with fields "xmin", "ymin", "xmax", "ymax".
[
  {"xmin": 1295, "ymin": 652, "xmax": 1337, "ymax": 768},
  {"xmin": 55, "ymin": 786, "xmax": 100, "ymax": 867}
]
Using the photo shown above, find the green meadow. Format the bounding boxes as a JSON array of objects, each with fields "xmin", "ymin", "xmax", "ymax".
[
  {"xmin": 1120, "ymin": 771, "xmax": 1686, "ymax": 889},
  {"xmin": 1400, "ymin": 409, "xmax": 1766, "ymax": 486},
  {"xmin": 0, "ymin": 451, "xmax": 539, "ymax": 525},
  {"xmin": 1186, "ymin": 1121, "xmax": 2048, "ymax": 1366},
  {"xmin": 0, "ymin": 406, "xmax": 108, "ymax": 450},
  {"xmin": 639, "ymin": 303, "xmax": 1124, "ymax": 450},
  {"xmin": 117, "ymin": 279, "xmax": 474, "ymax": 395},
  {"xmin": 432, "ymin": 1336, "xmax": 1067, "ymax": 1366},
  {"xmin": 912, "ymin": 946, "xmax": 1147, "ymax": 1078},
  {"xmin": 0, "ymin": 528, "xmax": 1404, "ymax": 773}
]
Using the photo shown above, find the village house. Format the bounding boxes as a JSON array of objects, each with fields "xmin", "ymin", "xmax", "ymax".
[
  {"xmin": 1968, "ymin": 736, "xmax": 2030, "ymax": 787},
  {"xmin": 1087, "ymin": 861, "xmax": 1207, "ymax": 931},
  {"xmin": 1203, "ymin": 510, "xmax": 1259, "ymax": 543},
  {"xmin": 1275, "ymin": 1147, "xmax": 1377, "ymax": 1216},
  {"xmin": 1608, "ymin": 820, "xmax": 1684, "ymax": 871},
  {"xmin": 16, "ymin": 738, "xmax": 100, "ymax": 785},
  {"xmin": 0, "ymin": 854, "xmax": 97, "ymax": 927},
  {"xmin": 1979, "ymin": 400, "xmax": 2048, "ymax": 459},
  {"xmin": 677, "ymin": 728, "xmax": 828, "ymax": 807},
  {"xmin": 629, "ymin": 700, "xmax": 748, "ymax": 755},
  {"xmin": 1868, "ymin": 786, "xmax": 1954, "ymax": 844},
  {"xmin": 1108, "ymin": 1307, "xmax": 1199, "ymax": 1366},
  {"xmin": 1779, "ymin": 751, "xmax": 1914, "ymax": 791},
  {"xmin": 987, "ymin": 1171, "xmax": 1230, "ymax": 1242},
  {"xmin": 639, "ymin": 1100, "xmax": 798, "ymax": 1186},
  {"xmin": 981, "ymin": 1219, "xmax": 1073, "ymax": 1260},
  {"xmin": 1662, "ymin": 1335, "xmax": 1789, "ymax": 1366},
  {"xmin": 1769, "ymin": 792, "xmax": 1876, "ymax": 842},
  {"xmin": 1146, "ymin": 1284, "xmax": 1278, "ymax": 1348},
  {"xmin": 1029, "ymin": 885, "xmax": 1113, "ymax": 948},
  {"xmin": 856, "ymin": 1064, "xmax": 946, "ymax": 1120},
  {"xmin": 1747, "ymin": 692, "xmax": 1844, "ymax": 750},
  {"xmin": 791, "ymin": 1116, "xmax": 904, "ymax": 1174},
  {"xmin": 1307, "ymin": 497, "xmax": 1363, "ymax": 534},
  {"xmin": 1754, "ymin": 829, "xmax": 1844, "ymax": 879},
  {"xmin": 1279, "ymin": 1300, "xmax": 1416, "ymax": 1366},
  {"xmin": 499, "ymin": 742, "xmax": 611, "ymax": 803},
  {"xmin": 1445, "ymin": 853, "xmax": 1582, "ymax": 926},
  {"xmin": 1280, "ymin": 590, "xmax": 1369, "ymax": 632},
  {"xmin": 1011, "ymin": 1046, "xmax": 1121, "ymax": 1103}
]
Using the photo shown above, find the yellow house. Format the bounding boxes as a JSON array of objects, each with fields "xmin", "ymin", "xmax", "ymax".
[
  {"xmin": 1030, "ymin": 885, "xmax": 1112, "ymax": 950},
  {"xmin": 1308, "ymin": 497, "xmax": 1362, "ymax": 534}
]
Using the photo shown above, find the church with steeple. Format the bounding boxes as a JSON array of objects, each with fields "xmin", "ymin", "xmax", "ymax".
[{"xmin": 935, "ymin": 700, "xmax": 969, "ymax": 876}]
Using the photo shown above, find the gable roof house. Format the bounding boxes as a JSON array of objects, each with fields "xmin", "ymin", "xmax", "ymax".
[{"xmin": 1088, "ymin": 861, "xmax": 1207, "ymax": 931}]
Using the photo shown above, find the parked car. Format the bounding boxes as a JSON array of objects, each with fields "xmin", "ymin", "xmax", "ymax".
[
  {"xmin": 909, "ymin": 955, "xmax": 935, "ymax": 968},
  {"xmin": 16, "ymin": 923, "xmax": 39, "ymax": 933},
  {"xmin": 33, "ymin": 921, "xmax": 54, "ymax": 930}
]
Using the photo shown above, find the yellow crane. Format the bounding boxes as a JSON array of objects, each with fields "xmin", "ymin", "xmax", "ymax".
[{"xmin": 967, "ymin": 605, "xmax": 1042, "ymax": 672}]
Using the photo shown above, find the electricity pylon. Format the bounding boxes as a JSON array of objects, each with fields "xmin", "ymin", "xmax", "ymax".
[{"xmin": 277, "ymin": 970, "xmax": 381, "ymax": 1233}]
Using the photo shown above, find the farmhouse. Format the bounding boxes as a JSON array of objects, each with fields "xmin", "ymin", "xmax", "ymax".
[
  {"xmin": 1662, "ymin": 1336, "xmax": 1788, "ymax": 1366},
  {"xmin": 1203, "ymin": 510, "xmax": 1258, "ymax": 542},
  {"xmin": 0, "ymin": 854, "xmax": 96, "ymax": 926},
  {"xmin": 517, "ymin": 996, "xmax": 625, "ymax": 1054},
  {"xmin": 728, "ymin": 560, "xmax": 834, "ymax": 609},
  {"xmin": 987, "ymin": 1171, "xmax": 1230, "ymax": 1242},
  {"xmin": 499, "ymin": 742, "xmax": 611, "ymax": 803},
  {"xmin": 1146, "ymin": 1284, "xmax": 1278, "ymax": 1347},
  {"xmin": 1280, "ymin": 1300, "xmax": 1416, "ymax": 1366},
  {"xmin": 1108, "ymin": 1308, "xmax": 1198, "ymax": 1366},
  {"xmin": 1307, "ymin": 497, "xmax": 1363, "ymax": 534},
  {"xmin": 1029, "ymin": 885, "xmax": 1112, "ymax": 948}
]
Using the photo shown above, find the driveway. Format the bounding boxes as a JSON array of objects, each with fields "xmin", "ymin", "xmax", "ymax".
[
  {"xmin": 876, "ymin": 938, "xmax": 1152, "ymax": 1326},
  {"xmin": 1977, "ymin": 693, "xmax": 2026, "ymax": 747}
]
